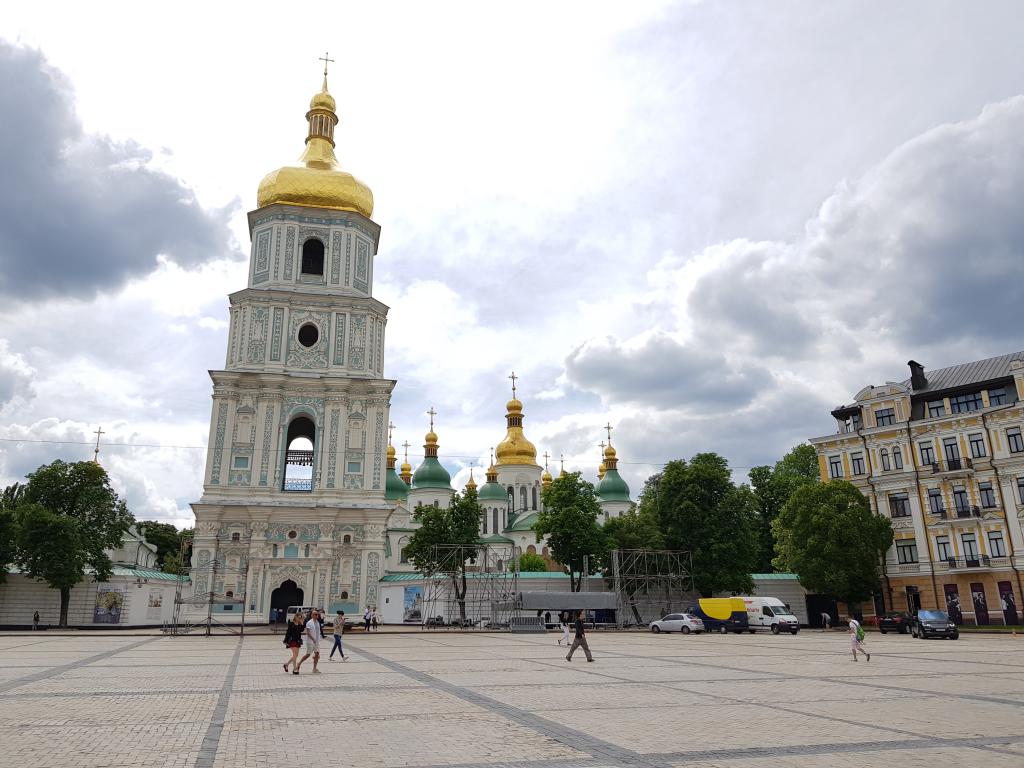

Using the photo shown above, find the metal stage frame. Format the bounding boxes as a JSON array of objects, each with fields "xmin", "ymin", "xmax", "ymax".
[
  {"xmin": 419, "ymin": 543, "xmax": 520, "ymax": 630},
  {"xmin": 170, "ymin": 531, "xmax": 251, "ymax": 636},
  {"xmin": 610, "ymin": 548, "xmax": 696, "ymax": 627}
]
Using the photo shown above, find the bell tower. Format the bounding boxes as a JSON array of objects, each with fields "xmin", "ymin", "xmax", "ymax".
[{"xmin": 189, "ymin": 66, "xmax": 395, "ymax": 621}]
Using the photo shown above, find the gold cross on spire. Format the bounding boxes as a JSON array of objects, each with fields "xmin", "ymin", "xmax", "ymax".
[
  {"xmin": 543, "ymin": 451, "xmax": 550, "ymax": 470},
  {"xmin": 388, "ymin": 421, "xmax": 396, "ymax": 444},
  {"xmin": 604, "ymin": 422, "xmax": 614, "ymax": 444},
  {"xmin": 93, "ymin": 427, "xmax": 105, "ymax": 463},
  {"xmin": 508, "ymin": 370, "xmax": 518, "ymax": 397},
  {"xmin": 599, "ymin": 440, "xmax": 605, "ymax": 456},
  {"xmin": 402, "ymin": 440, "xmax": 411, "ymax": 462},
  {"xmin": 559, "ymin": 453, "xmax": 565, "ymax": 473},
  {"xmin": 490, "ymin": 447, "xmax": 495, "ymax": 466},
  {"xmin": 318, "ymin": 51, "xmax": 335, "ymax": 77},
  {"xmin": 427, "ymin": 406, "xmax": 437, "ymax": 431}
]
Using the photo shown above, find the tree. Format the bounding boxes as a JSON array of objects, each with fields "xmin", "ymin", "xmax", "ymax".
[
  {"xmin": 404, "ymin": 488, "xmax": 482, "ymax": 624},
  {"xmin": 645, "ymin": 454, "xmax": 758, "ymax": 596},
  {"xmin": 14, "ymin": 460, "xmax": 133, "ymax": 626},
  {"xmin": 510, "ymin": 552, "xmax": 548, "ymax": 572},
  {"xmin": 136, "ymin": 520, "xmax": 185, "ymax": 568},
  {"xmin": 603, "ymin": 508, "xmax": 665, "ymax": 552},
  {"xmin": 749, "ymin": 444, "xmax": 820, "ymax": 572},
  {"xmin": 536, "ymin": 472, "xmax": 606, "ymax": 591},
  {"xmin": 772, "ymin": 480, "xmax": 893, "ymax": 606}
]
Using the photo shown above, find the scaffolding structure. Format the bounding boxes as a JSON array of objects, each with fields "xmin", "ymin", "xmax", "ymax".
[
  {"xmin": 171, "ymin": 531, "xmax": 251, "ymax": 636},
  {"xmin": 610, "ymin": 548, "xmax": 696, "ymax": 627},
  {"xmin": 420, "ymin": 543, "xmax": 520, "ymax": 630}
]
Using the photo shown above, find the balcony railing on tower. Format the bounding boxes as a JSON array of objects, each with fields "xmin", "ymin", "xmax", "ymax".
[{"xmin": 282, "ymin": 450, "xmax": 314, "ymax": 492}]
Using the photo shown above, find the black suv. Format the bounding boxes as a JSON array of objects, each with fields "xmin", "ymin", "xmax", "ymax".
[
  {"xmin": 878, "ymin": 611, "xmax": 912, "ymax": 634},
  {"xmin": 911, "ymin": 610, "xmax": 959, "ymax": 640}
]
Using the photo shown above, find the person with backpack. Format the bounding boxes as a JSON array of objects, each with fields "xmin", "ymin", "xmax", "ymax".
[{"xmin": 849, "ymin": 616, "xmax": 870, "ymax": 662}]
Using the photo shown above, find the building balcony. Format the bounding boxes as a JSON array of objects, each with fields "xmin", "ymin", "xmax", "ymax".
[
  {"xmin": 953, "ymin": 505, "xmax": 982, "ymax": 519},
  {"xmin": 929, "ymin": 458, "xmax": 974, "ymax": 476},
  {"xmin": 935, "ymin": 555, "xmax": 1011, "ymax": 571}
]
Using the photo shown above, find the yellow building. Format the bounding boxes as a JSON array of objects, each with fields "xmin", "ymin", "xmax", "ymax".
[{"xmin": 810, "ymin": 353, "xmax": 1024, "ymax": 625}]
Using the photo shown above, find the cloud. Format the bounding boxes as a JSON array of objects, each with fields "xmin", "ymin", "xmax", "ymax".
[{"xmin": 0, "ymin": 42, "xmax": 239, "ymax": 301}]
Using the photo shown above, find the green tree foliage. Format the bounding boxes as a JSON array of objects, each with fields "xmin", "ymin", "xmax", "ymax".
[
  {"xmin": 405, "ymin": 488, "xmax": 483, "ymax": 623},
  {"xmin": 511, "ymin": 552, "xmax": 548, "ymax": 572},
  {"xmin": 748, "ymin": 444, "xmax": 820, "ymax": 572},
  {"xmin": 644, "ymin": 454, "xmax": 758, "ymax": 596},
  {"xmin": 772, "ymin": 480, "xmax": 893, "ymax": 605},
  {"xmin": 136, "ymin": 520, "xmax": 185, "ymax": 568},
  {"xmin": 14, "ymin": 461, "xmax": 133, "ymax": 626},
  {"xmin": 602, "ymin": 508, "xmax": 665, "ymax": 552},
  {"xmin": 0, "ymin": 483, "xmax": 22, "ymax": 582},
  {"xmin": 536, "ymin": 472, "xmax": 606, "ymax": 591}
]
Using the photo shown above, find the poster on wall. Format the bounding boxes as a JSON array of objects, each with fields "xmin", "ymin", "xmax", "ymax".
[
  {"xmin": 998, "ymin": 581, "xmax": 1018, "ymax": 626},
  {"xmin": 146, "ymin": 590, "xmax": 164, "ymax": 621},
  {"xmin": 943, "ymin": 584, "xmax": 963, "ymax": 625},
  {"xmin": 93, "ymin": 586, "xmax": 126, "ymax": 624},
  {"xmin": 403, "ymin": 586, "xmax": 423, "ymax": 623},
  {"xmin": 970, "ymin": 582, "xmax": 989, "ymax": 626}
]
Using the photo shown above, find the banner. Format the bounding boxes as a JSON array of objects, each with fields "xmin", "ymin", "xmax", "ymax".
[
  {"xmin": 146, "ymin": 589, "xmax": 164, "ymax": 621},
  {"xmin": 970, "ymin": 582, "xmax": 989, "ymax": 626},
  {"xmin": 943, "ymin": 584, "xmax": 962, "ymax": 625},
  {"xmin": 403, "ymin": 585, "xmax": 423, "ymax": 623},
  {"xmin": 93, "ymin": 585, "xmax": 126, "ymax": 624},
  {"xmin": 998, "ymin": 581, "xmax": 1018, "ymax": 626}
]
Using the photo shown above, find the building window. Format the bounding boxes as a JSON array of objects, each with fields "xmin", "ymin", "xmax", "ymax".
[
  {"xmin": 969, "ymin": 433, "xmax": 986, "ymax": 458},
  {"xmin": 893, "ymin": 447, "xmax": 903, "ymax": 470},
  {"xmin": 288, "ymin": 530, "xmax": 297, "ymax": 539},
  {"xmin": 988, "ymin": 530, "xmax": 1007, "ymax": 557},
  {"xmin": 880, "ymin": 449, "xmax": 891, "ymax": 471},
  {"xmin": 342, "ymin": 535, "xmax": 351, "ymax": 545},
  {"xmin": 927, "ymin": 400, "xmax": 945, "ymax": 418},
  {"xmin": 896, "ymin": 539, "xmax": 918, "ymax": 564},
  {"xmin": 875, "ymin": 408, "xmax": 895, "ymax": 426},
  {"xmin": 347, "ymin": 461, "xmax": 362, "ymax": 474},
  {"xmin": 532, "ymin": 486, "xmax": 538, "ymax": 510},
  {"xmin": 988, "ymin": 387, "xmax": 1008, "ymax": 406},
  {"xmin": 232, "ymin": 456, "xmax": 249, "ymax": 469},
  {"xmin": 304, "ymin": 544, "xmax": 310, "ymax": 557},
  {"xmin": 919, "ymin": 442, "xmax": 935, "ymax": 465},
  {"xmin": 297, "ymin": 323, "xmax": 319, "ymax": 347},
  {"xmin": 935, "ymin": 535, "xmax": 952, "ymax": 561},
  {"xmin": 889, "ymin": 493, "xmax": 911, "ymax": 518},
  {"xmin": 1018, "ymin": 477, "xmax": 1024, "ymax": 504},
  {"xmin": 951, "ymin": 392, "xmax": 984, "ymax": 413},
  {"xmin": 341, "ymin": 591, "xmax": 349, "ymax": 599},
  {"xmin": 493, "ymin": 508, "xmax": 499, "ymax": 533},
  {"xmin": 1008, "ymin": 428, "xmax": 1024, "ymax": 454},
  {"xmin": 272, "ymin": 544, "xmax": 278, "ymax": 557},
  {"xmin": 928, "ymin": 489, "xmax": 944, "ymax": 514},
  {"xmin": 953, "ymin": 487, "xmax": 970, "ymax": 514},
  {"xmin": 850, "ymin": 452, "xmax": 866, "ymax": 475},
  {"xmin": 399, "ymin": 537, "xmax": 409, "ymax": 564},
  {"xmin": 828, "ymin": 455, "xmax": 843, "ymax": 479},
  {"xmin": 300, "ymin": 238, "xmax": 325, "ymax": 276},
  {"xmin": 942, "ymin": 437, "xmax": 960, "ymax": 463},
  {"xmin": 961, "ymin": 533, "xmax": 979, "ymax": 560},
  {"xmin": 231, "ymin": 532, "xmax": 240, "ymax": 542},
  {"xmin": 979, "ymin": 482, "xmax": 996, "ymax": 508}
]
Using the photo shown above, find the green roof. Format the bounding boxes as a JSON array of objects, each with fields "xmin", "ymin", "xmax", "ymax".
[
  {"xmin": 751, "ymin": 572, "xmax": 800, "ymax": 580},
  {"xmin": 478, "ymin": 480, "xmax": 508, "ymax": 502},
  {"xmin": 597, "ymin": 469, "xmax": 631, "ymax": 502},
  {"xmin": 385, "ymin": 467, "xmax": 409, "ymax": 500},
  {"xmin": 379, "ymin": 571, "xmax": 583, "ymax": 582},
  {"xmin": 508, "ymin": 511, "xmax": 539, "ymax": 531},
  {"xmin": 480, "ymin": 534, "xmax": 515, "ymax": 544},
  {"xmin": 411, "ymin": 457, "xmax": 452, "ymax": 489}
]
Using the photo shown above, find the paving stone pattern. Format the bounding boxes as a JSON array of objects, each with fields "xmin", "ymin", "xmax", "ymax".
[{"xmin": 1, "ymin": 630, "xmax": 1023, "ymax": 767}]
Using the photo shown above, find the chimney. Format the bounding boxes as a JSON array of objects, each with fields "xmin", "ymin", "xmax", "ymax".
[{"xmin": 908, "ymin": 360, "xmax": 927, "ymax": 390}]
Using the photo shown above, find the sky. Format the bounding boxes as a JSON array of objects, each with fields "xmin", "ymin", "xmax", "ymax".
[{"xmin": 1, "ymin": 1, "xmax": 1023, "ymax": 528}]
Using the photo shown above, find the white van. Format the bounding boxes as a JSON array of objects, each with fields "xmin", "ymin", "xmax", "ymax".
[{"xmin": 740, "ymin": 596, "xmax": 800, "ymax": 634}]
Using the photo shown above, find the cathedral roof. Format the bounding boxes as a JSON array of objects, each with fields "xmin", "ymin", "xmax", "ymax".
[
  {"xmin": 495, "ymin": 389, "xmax": 539, "ymax": 467},
  {"xmin": 508, "ymin": 511, "xmax": 539, "ymax": 531},
  {"xmin": 411, "ymin": 427, "xmax": 452, "ymax": 490},
  {"xmin": 257, "ymin": 75, "xmax": 374, "ymax": 217},
  {"xmin": 596, "ymin": 444, "xmax": 631, "ymax": 502},
  {"xmin": 478, "ymin": 462, "xmax": 508, "ymax": 502}
]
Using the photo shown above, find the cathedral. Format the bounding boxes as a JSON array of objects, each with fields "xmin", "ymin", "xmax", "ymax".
[{"xmin": 187, "ymin": 72, "xmax": 633, "ymax": 624}]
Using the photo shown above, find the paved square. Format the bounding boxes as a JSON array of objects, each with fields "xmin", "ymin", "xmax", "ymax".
[{"xmin": 1, "ymin": 629, "xmax": 1023, "ymax": 768}]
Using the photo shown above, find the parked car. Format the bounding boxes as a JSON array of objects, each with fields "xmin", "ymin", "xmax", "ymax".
[
  {"xmin": 739, "ymin": 596, "xmax": 801, "ymax": 635},
  {"xmin": 650, "ymin": 613, "xmax": 705, "ymax": 634},
  {"xmin": 689, "ymin": 597, "xmax": 749, "ymax": 634},
  {"xmin": 878, "ymin": 611, "xmax": 912, "ymax": 634},
  {"xmin": 911, "ymin": 609, "xmax": 959, "ymax": 640}
]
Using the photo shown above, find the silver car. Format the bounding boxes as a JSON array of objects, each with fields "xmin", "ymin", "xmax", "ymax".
[{"xmin": 650, "ymin": 613, "xmax": 705, "ymax": 634}]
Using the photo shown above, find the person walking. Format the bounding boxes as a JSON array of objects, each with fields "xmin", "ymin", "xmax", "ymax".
[
  {"xmin": 371, "ymin": 608, "xmax": 379, "ymax": 632},
  {"xmin": 32, "ymin": 611, "xmax": 40, "ymax": 631},
  {"xmin": 566, "ymin": 611, "xmax": 594, "ymax": 662},
  {"xmin": 296, "ymin": 609, "xmax": 323, "ymax": 674},
  {"xmin": 820, "ymin": 611, "xmax": 831, "ymax": 632},
  {"xmin": 330, "ymin": 610, "xmax": 348, "ymax": 661},
  {"xmin": 364, "ymin": 607, "xmax": 372, "ymax": 632},
  {"xmin": 283, "ymin": 612, "xmax": 304, "ymax": 674},
  {"xmin": 558, "ymin": 612, "xmax": 570, "ymax": 646},
  {"xmin": 849, "ymin": 616, "xmax": 870, "ymax": 662}
]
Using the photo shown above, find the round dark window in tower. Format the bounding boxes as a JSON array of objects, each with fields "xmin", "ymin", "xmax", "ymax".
[{"xmin": 298, "ymin": 323, "xmax": 319, "ymax": 347}]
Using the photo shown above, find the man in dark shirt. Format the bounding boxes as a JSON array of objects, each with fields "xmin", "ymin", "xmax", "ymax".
[{"xmin": 565, "ymin": 611, "xmax": 594, "ymax": 662}]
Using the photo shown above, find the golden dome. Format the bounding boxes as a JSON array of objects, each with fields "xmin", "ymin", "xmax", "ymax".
[
  {"xmin": 425, "ymin": 430, "xmax": 438, "ymax": 446},
  {"xmin": 495, "ymin": 402, "xmax": 538, "ymax": 467},
  {"xmin": 597, "ymin": 462, "xmax": 606, "ymax": 480},
  {"xmin": 604, "ymin": 444, "xmax": 617, "ymax": 460},
  {"xmin": 400, "ymin": 460, "xmax": 412, "ymax": 473},
  {"xmin": 466, "ymin": 469, "xmax": 478, "ymax": 490},
  {"xmin": 387, "ymin": 444, "xmax": 396, "ymax": 458},
  {"xmin": 256, "ymin": 76, "xmax": 374, "ymax": 218}
]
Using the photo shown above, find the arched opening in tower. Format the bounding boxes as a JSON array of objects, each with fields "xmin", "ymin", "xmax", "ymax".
[
  {"xmin": 282, "ymin": 416, "xmax": 316, "ymax": 492},
  {"xmin": 301, "ymin": 238, "xmax": 325, "ymax": 276}
]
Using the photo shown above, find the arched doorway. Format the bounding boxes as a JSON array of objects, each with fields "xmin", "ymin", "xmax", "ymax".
[{"xmin": 269, "ymin": 579, "xmax": 303, "ymax": 623}]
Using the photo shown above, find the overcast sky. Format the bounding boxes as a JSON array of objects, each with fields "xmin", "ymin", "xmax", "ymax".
[{"xmin": 2, "ymin": 1, "xmax": 1023, "ymax": 527}]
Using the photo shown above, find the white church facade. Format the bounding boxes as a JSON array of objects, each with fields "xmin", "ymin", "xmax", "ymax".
[{"xmin": 185, "ymin": 72, "xmax": 633, "ymax": 624}]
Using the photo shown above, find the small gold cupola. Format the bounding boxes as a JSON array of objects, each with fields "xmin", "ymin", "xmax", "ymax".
[{"xmin": 495, "ymin": 371, "xmax": 539, "ymax": 467}]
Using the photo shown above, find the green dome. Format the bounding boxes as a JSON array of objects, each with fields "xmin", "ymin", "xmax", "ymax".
[
  {"xmin": 508, "ymin": 511, "xmax": 539, "ymax": 531},
  {"xmin": 411, "ymin": 457, "xmax": 452, "ymax": 489},
  {"xmin": 478, "ymin": 480, "xmax": 508, "ymax": 502},
  {"xmin": 597, "ymin": 469, "xmax": 631, "ymax": 502},
  {"xmin": 385, "ymin": 468, "xmax": 408, "ymax": 500}
]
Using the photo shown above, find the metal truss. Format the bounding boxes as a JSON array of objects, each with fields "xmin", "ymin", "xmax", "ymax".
[
  {"xmin": 609, "ymin": 549, "xmax": 696, "ymax": 627},
  {"xmin": 420, "ymin": 543, "xmax": 520, "ymax": 630}
]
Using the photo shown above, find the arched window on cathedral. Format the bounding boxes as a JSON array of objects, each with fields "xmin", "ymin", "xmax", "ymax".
[
  {"xmin": 341, "ymin": 590, "xmax": 349, "ymax": 599},
  {"xmin": 272, "ymin": 544, "xmax": 278, "ymax": 558},
  {"xmin": 532, "ymin": 486, "xmax": 538, "ymax": 510},
  {"xmin": 481, "ymin": 509, "xmax": 488, "ymax": 535},
  {"xmin": 399, "ymin": 536, "xmax": 410, "ymax": 564},
  {"xmin": 493, "ymin": 508, "xmax": 499, "ymax": 534},
  {"xmin": 231, "ymin": 532, "xmax": 240, "ymax": 541},
  {"xmin": 283, "ymin": 416, "xmax": 315, "ymax": 492},
  {"xmin": 342, "ymin": 534, "xmax": 352, "ymax": 545},
  {"xmin": 520, "ymin": 486, "xmax": 527, "ymax": 512},
  {"xmin": 304, "ymin": 544, "xmax": 310, "ymax": 557},
  {"xmin": 300, "ymin": 238, "xmax": 325, "ymax": 277}
]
